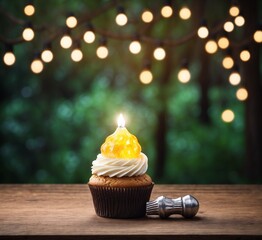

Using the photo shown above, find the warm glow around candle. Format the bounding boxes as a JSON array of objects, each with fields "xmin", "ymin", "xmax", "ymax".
[{"xmin": 117, "ymin": 113, "xmax": 125, "ymax": 128}]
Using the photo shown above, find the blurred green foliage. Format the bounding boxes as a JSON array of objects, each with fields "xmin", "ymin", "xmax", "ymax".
[{"xmin": 0, "ymin": 0, "xmax": 253, "ymax": 183}]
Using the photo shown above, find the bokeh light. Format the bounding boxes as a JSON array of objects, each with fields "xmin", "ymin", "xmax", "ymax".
[
  {"xmin": 178, "ymin": 68, "xmax": 191, "ymax": 83},
  {"xmin": 24, "ymin": 4, "xmax": 35, "ymax": 16},
  {"xmin": 96, "ymin": 46, "xmax": 109, "ymax": 59},
  {"xmin": 221, "ymin": 109, "xmax": 235, "ymax": 123},
  {"xmin": 31, "ymin": 59, "xmax": 44, "ymax": 74},
  {"xmin": 236, "ymin": 88, "xmax": 248, "ymax": 101},
  {"xmin": 224, "ymin": 21, "xmax": 234, "ymax": 32},
  {"xmin": 161, "ymin": 5, "xmax": 173, "ymax": 18},
  {"xmin": 3, "ymin": 52, "xmax": 16, "ymax": 66},
  {"xmin": 139, "ymin": 69, "xmax": 153, "ymax": 84},
  {"xmin": 153, "ymin": 47, "xmax": 166, "ymax": 60},
  {"xmin": 179, "ymin": 7, "xmax": 191, "ymax": 20},
  {"xmin": 205, "ymin": 40, "xmax": 218, "ymax": 54},
  {"xmin": 240, "ymin": 50, "xmax": 251, "ymax": 62},
  {"xmin": 129, "ymin": 41, "xmax": 141, "ymax": 54},
  {"xmin": 141, "ymin": 10, "xmax": 153, "ymax": 23}
]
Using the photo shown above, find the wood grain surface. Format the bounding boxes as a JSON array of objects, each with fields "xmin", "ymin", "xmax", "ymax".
[{"xmin": 0, "ymin": 185, "xmax": 261, "ymax": 239}]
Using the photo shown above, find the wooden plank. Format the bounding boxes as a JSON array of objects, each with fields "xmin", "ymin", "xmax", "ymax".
[{"xmin": 0, "ymin": 185, "xmax": 261, "ymax": 239}]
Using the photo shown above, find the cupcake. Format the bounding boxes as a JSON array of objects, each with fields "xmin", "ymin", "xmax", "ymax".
[{"xmin": 88, "ymin": 114, "xmax": 153, "ymax": 218}]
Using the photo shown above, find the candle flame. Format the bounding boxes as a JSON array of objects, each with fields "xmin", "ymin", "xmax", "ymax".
[{"xmin": 117, "ymin": 113, "xmax": 125, "ymax": 128}]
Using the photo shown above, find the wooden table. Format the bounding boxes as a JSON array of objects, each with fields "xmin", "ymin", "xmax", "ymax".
[{"xmin": 0, "ymin": 185, "xmax": 261, "ymax": 239}]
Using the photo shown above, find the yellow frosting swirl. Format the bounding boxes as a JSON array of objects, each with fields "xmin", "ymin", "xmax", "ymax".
[{"xmin": 101, "ymin": 127, "xmax": 141, "ymax": 159}]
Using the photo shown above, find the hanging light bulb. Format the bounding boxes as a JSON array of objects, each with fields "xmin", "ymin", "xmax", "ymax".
[
  {"xmin": 205, "ymin": 40, "xmax": 218, "ymax": 54},
  {"xmin": 179, "ymin": 6, "xmax": 191, "ymax": 20},
  {"xmin": 83, "ymin": 24, "xmax": 95, "ymax": 44},
  {"xmin": 178, "ymin": 61, "xmax": 191, "ymax": 83},
  {"xmin": 229, "ymin": 68, "xmax": 241, "ymax": 85},
  {"xmin": 3, "ymin": 45, "xmax": 16, "ymax": 66},
  {"xmin": 234, "ymin": 14, "xmax": 245, "ymax": 27},
  {"xmin": 84, "ymin": 30, "xmax": 95, "ymax": 43},
  {"xmin": 240, "ymin": 49, "xmax": 251, "ymax": 62},
  {"xmin": 96, "ymin": 38, "xmax": 108, "ymax": 59},
  {"xmin": 141, "ymin": 10, "xmax": 153, "ymax": 23},
  {"xmin": 24, "ymin": 2, "xmax": 35, "ymax": 16},
  {"xmin": 161, "ymin": 1, "xmax": 173, "ymax": 18},
  {"xmin": 115, "ymin": 6, "xmax": 128, "ymax": 26},
  {"xmin": 221, "ymin": 109, "xmax": 235, "ymax": 123},
  {"xmin": 71, "ymin": 43, "xmax": 83, "ymax": 62},
  {"xmin": 222, "ymin": 55, "xmax": 234, "ymax": 69},
  {"xmin": 197, "ymin": 21, "xmax": 209, "ymax": 39},
  {"xmin": 178, "ymin": 68, "xmax": 191, "ymax": 83},
  {"xmin": 66, "ymin": 13, "xmax": 77, "ymax": 28},
  {"xmin": 129, "ymin": 40, "xmax": 141, "ymax": 54},
  {"xmin": 31, "ymin": 56, "xmax": 44, "ymax": 74},
  {"xmin": 229, "ymin": 5, "xmax": 240, "ymax": 17},
  {"xmin": 153, "ymin": 46, "xmax": 166, "ymax": 60},
  {"xmin": 139, "ymin": 64, "xmax": 153, "ymax": 84},
  {"xmin": 217, "ymin": 36, "xmax": 230, "ymax": 49},
  {"xmin": 60, "ymin": 30, "xmax": 72, "ymax": 49},
  {"xmin": 224, "ymin": 21, "xmax": 234, "ymax": 32},
  {"xmin": 22, "ymin": 23, "xmax": 34, "ymax": 41},
  {"xmin": 41, "ymin": 43, "xmax": 53, "ymax": 63},
  {"xmin": 253, "ymin": 28, "xmax": 262, "ymax": 43},
  {"xmin": 236, "ymin": 88, "xmax": 248, "ymax": 101}
]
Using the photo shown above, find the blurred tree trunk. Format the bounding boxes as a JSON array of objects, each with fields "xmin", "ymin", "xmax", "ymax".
[
  {"xmin": 199, "ymin": 47, "xmax": 211, "ymax": 124},
  {"xmin": 154, "ymin": 47, "xmax": 172, "ymax": 179},
  {"xmin": 240, "ymin": 0, "xmax": 262, "ymax": 182},
  {"xmin": 193, "ymin": 0, "xmax": 210, "ymax": 124}
]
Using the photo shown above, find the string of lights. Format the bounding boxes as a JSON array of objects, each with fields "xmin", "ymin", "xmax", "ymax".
[{"xmin": 0, "ymin": 1, "xmax": 261, "ymax": 123}]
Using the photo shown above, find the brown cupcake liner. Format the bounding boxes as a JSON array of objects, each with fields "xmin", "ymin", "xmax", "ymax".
[{"xmin": 88, "ymin": 184, "xmax": 154, "ymax": 219}]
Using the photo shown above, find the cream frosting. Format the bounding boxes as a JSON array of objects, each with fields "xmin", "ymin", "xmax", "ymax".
[{"xmin": 91, "ymin": 153, "xmax": 148, "ymax": 177}]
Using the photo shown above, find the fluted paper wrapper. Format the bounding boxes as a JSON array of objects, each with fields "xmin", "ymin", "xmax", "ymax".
[{"xmin": 88, "ymin": 184, "xmax": 154, "ymax": 218}]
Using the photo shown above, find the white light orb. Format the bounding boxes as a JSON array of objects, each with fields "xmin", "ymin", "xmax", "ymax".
[
  {"xmin": 139, "ymin": 70, "xmax": 153, "ymax": 84},
  {"xmin": 218, "ymin": 37, "xmax": 229, "ymax": 49},
  {"xmin": 229, "ymin": 6, "xmax": 240, "ymax": 17},
  {"xmin": 31, "ymin": 59, "xmax": 44, "ymax": 74},
  {"xmin": 41, "ymin": 49, "xmax": 53, "ymax": 63},
  {"xmin": 229, "ymin": 72, "xmax": 241, "ymax": 85},
  {"xmin": 24, "ymin": 4, "xmax": 35, "ymax": 16},
  {"xmin": 83, "ymin": 31, "xmax": 95, "ymax": 43},
  {"xmin": 153, "ymin": 47, "xmax": 166, "ymax": 60},
  {"xmin": 178, "ymin": 68, "xmax": 191, "ymax": 83},
  {"xmin": 66, "ymin": 16, "xmax": 77, "ymax": 28},
  {"xmin": 253, "ymin": 30, "xmax": 262, "ymax": 43},
  {"xmin": 236, "ymin": 88, "xmax": 248, "ymax": 101},
  {"xmin": 205, "ymin": 40, "xmax": 218, "ymax": 54},
  {"xmin": 221, "ymin": 109, "xmax": 235, "ymax": 123},
  {"xmin": 22, "ymin": 27, "xmax": 34, "ymax": 41},
  {"xmin": 179, "ymin": 7, "xmax": 191, "ymax": 20},
  {"xmin": 224, "ymin": 21, "xmax": 234, "ymax": 32},
  {"xmin": 161, "ymin": 5, "xmax": 173, "ymax": 18},
  {"xmin": 71, "ymin": 49, "xmax": 83, "ymax": 62},
  {"xmin": 60, "ymin": 35, "xmax": 72, "ymax": 49},
  {"xmin": 115, "ymin": 13, "xmax": 128, "ymax": 26},
  {"xmin": 96, "ymin": 46, "xmax": 109, "ymax": 59},
  {"xmin": 234, "ymin": 15, "xmax": 245, "ymax": 27},
  {"xmin": 129, "ymin": 41, "xmax": 141, "ymax": 54},
  {"xmin": 3, "ymin": 52, "xmax": 16, "ymax": 66},
  {"xmin": 222, "ymin": 56, "xmax": 234, "ymax": 69},
  {"xmin": 240, "ymin": 50, "xmax": 251, "ymax": 62},
  {"xmin": 197, "ymin": 26, "xmax": 209, "ymax": 39},
  {"xmin": 141, "ymin": 10, "xmax": 153, "ymax": 23}
]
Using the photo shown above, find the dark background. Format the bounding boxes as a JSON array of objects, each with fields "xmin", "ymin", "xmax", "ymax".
[{"xmin": 0, "ymin": 0, "xmax": 261, "ymax": 184}]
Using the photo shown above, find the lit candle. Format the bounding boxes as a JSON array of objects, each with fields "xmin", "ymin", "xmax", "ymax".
[{"xmin": 101, "ymin": 114, "xmax": 141, "ymax": 159}]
